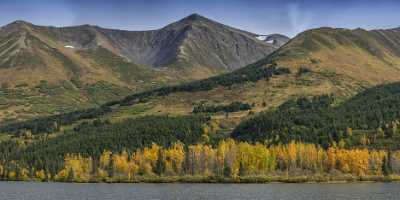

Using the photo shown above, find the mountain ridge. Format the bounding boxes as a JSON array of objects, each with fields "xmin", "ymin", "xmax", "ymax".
[
  {"xmin": 0, "ymin": 14, "xmax": 287, "ymax": 122},
  {"xmin": 96, "ymin": 25, "xmax": 400, "ymax": 125}
]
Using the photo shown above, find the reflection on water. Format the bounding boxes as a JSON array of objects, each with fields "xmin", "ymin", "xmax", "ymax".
[{"xmin": 0, "ymin": 182, "xmax": 398, "ymax": 200}]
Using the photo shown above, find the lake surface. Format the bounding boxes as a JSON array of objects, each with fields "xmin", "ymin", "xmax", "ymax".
[{"xmin": 0, "ymin": 182, "xmax": 399, "ymax": 200}]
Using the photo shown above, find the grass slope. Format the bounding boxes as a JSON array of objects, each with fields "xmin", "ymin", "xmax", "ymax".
[{"xmin": 0, "ymin": 26, "xmax": 175, "ymax": 122}]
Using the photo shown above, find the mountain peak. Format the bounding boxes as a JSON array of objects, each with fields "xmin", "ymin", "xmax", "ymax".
[
  {"xmin": 7, "ymin": 20, "xmax": 33, "ymax": 27},
  {"xmin": 183, "ymin": 13, "xmax": 207, "ymax": 21},
  {"xmin": 177, "ymin": 13, "xmax": 216, "ymax": 25},
  {"xmin": 162, "ymin": 13, "xmax": 216, "ymax": 30},
  {"xmin": 11, "ymin": 20, "xmax": 31, "ymax": 24},
  {"xmin": 2, "ymin": 20, "xmax": 34, "ymax": 32}
]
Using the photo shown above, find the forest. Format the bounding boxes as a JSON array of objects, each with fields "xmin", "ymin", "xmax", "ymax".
[
  {"xmin": 0, "ymin": 115, "xmax": 209, "ymax": 175},
  {"xmin": 1, "ymin": 140, "xmax": 400, "ymax": 182},
  {"xmin": 192, "ymin": 101, "xmax": 252, "ymax": 113},
  {"xmin": 232, "ymin": 83, "xmax": 400, "ymax": 149}
]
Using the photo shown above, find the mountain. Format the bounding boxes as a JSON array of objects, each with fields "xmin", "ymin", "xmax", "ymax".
[
  {"xmin": 107, "ymin": 26, "xmax": 400, "ymax": 121},
  {"xmin": 5, "ymin": 26, "xmax": 400, "ymax": 133},
  {"xmin": 0, "ymin": 14, "xmax": 284, "ymax": 122},
  {"xmin": 75, "ymin": 26, "xmax": 400, "ymax": 130},
  {"xmin": 270, "ymin": 27, "xmax": 400, "ymax": 85},
  {"xmin": 91, "ymin": 14, "xmax": 279, "ymax": 74}
]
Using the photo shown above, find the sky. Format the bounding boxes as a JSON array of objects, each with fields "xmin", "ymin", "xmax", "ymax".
[{"xmin": 1, "ymin": 0, "xmax": 399, "ymax": 37}]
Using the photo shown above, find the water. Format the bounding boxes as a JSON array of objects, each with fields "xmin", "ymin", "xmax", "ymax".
[{"xmin": 0, "ymin": 182, "xmax": 398, "ymax": 200}]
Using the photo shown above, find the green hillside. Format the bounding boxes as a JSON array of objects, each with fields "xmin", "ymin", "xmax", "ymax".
[
  {"xmin": 0, "ymin": 62, "xmax": 290, "ymax": 135},
  {"xmin": 232, "ymin": 82, "xmax": 400, "ymax": 149}
]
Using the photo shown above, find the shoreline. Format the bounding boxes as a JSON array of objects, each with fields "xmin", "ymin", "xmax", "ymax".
[{"xmin": 2, "ymin": 175, "xmax": 400, "ymax": 184}]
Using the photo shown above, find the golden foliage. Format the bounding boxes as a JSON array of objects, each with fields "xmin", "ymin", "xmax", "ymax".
[{"xmin": 4, "ymin": 140, "xmax": 397, "ymax": 182}]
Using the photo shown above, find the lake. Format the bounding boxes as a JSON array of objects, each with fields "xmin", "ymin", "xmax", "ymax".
[{"xmin": 0, "ymin": 182, "xmax": 398, "ymax": 200}]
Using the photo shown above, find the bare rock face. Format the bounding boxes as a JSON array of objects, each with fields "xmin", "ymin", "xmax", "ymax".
[{"xmin": 92, "ymin": 13, "xmax": 281, "ymax": 72}]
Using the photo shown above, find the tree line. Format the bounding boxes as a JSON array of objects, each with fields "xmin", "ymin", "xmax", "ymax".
[
  {"xmin": 1, "ymin": 140, "xmax": 399, "ymax": 182},
  {"xmin": 193, "ymin": 101, "xmax": 252, "ymax": 113}
]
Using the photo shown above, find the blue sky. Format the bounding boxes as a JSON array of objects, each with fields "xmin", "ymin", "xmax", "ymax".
[{"xmin": 1, "ymin": 0, "xmax": 399, "ymax": 37}]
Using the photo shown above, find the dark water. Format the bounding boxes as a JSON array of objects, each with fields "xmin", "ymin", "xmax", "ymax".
[{"xmin": 0, "ymin": 182, "xmax": 399, "ymax": 200}]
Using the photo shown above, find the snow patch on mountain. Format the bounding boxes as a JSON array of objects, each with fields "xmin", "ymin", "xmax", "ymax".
[
  {"xmin": 256, "ymin": 35, "xmax": 267, "ymax": 40},
  {"xmin": 265, "ymin": 39, "xmax": 274, "ymax": 44}
]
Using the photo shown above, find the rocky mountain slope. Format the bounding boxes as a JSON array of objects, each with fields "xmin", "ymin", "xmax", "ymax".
[
  {"xmin": 87, "ymin": 26, "xmax": 400, "ymax": 127},
  {"xmin": 92, "ymin": 14, "xmax": 279, "ymax": 75},
  {"xmin": 0, "ymin": 14, "xmax": 284, "ymax": 122}
]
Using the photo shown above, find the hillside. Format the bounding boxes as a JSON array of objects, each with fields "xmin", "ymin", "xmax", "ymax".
[
  {"xmin": 0, "ymin": 14, "xmax": 283, "ymax": 122},
  {"xmin": 232, "ymin": 82, "xmax": 400, "ymax": 149},
  {"xmin": 95, "ymin": 26, "xmax": 400, "ymax": 125},
  {"xmin": 5, "ymin": 26, "xmax": 400, "ymax": 135},
  {"xmin": 125, "ymin": 26, "xmax": 400, "ymax": 116},
  {"xmin": 2, "ymin": 82, "xmax": 400, "ymax": 181}
]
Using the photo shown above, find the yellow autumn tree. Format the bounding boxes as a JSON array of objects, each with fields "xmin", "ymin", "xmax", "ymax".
[
  {"xmin": 8, "ymin": 171, "xmax": 16, "ymax": 180},
  {"xmin": 224, "ymin": 139, "xmax": 239, "ymax": 178},
  {"xmin": 134, "ymin": 143, "xmax": 160, "ymax": 176},
  {"xmin": 112, "ymin": 150, "xmax": 130, "ymax": 179},
  {"xmin": 326, "ymin": 147, "xmax": 337, "ymax": 172},
  {"xmin": 336, "ymin": 149, "xmax": 370, "ymax": 176},
  {"xmin": 0, "ymin": 164, "xmax": 3, "ymax": 178},
  {"xmin": 369, "ymin": 150, "xmax": 386, "ymax": 175},
  {"xmin": 57, "ymin": 154, "xmax": 93, "ymax": 182},
  {"xmin": 232, "ymin": 141, "xmax": 276, "ymax": 176},
  {"xmin": 35, "ymin": 169, "xmax": 46, "ymax": 181},
  {"xmin": 201, "ymin": 145, "xmax": 216, "ymax": 176},
  {"xmin": 237, "ymin": 142, "xmax": 253, "ymax": 176},
  {"xmin": 19, "ymin": 167, "xmax": 30, "ymax": 181},
  {"xmin": 163, "ymin": 142, "xmax": 185, "ymax": 175},
  {"xmin": 187, "ymin": 144, "xmax": 204, "ymax": 175},
  {"xmin": 99, "ymin": 150, "xmax": 112, "ymax": 169},
  {"xmin": 216, "ymin": 140, "xmax": 227, "ymax": 176},
  {"xmin": 54, "ymin": 169, "xmax": 69, "ymax": 181},
  {"xmin": 287, "ymin": 141, "xmax": 298, "ymax": 170},
  {"xmin": 390, "ymin": 151, "xmax": 400, "ymax": 174}
]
